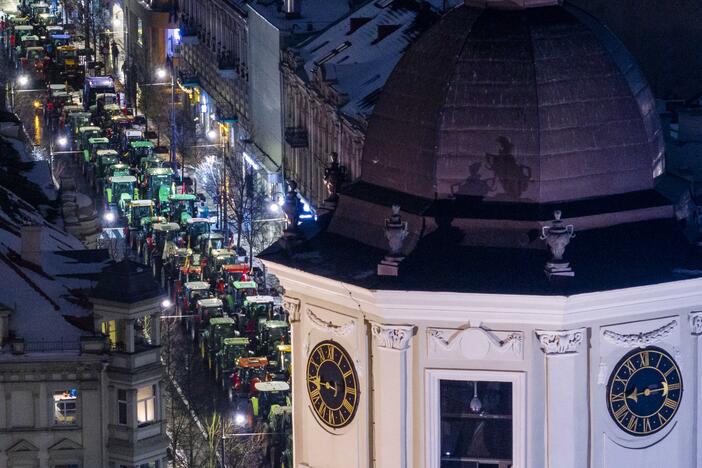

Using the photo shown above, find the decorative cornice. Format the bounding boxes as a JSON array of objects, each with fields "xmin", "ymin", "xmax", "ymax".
[
  {"xmin": 283, "ymin": 297, "xmax": 301, "ymax": 323},
  {"xmin": 371, "ymin": 323, "xmax": 415, "ymax": 351},
  {"xmin": 602, "ymin": 320, "xmax": 677, "ymax": 347},
  {"xmin": 690, "ymin": 312, "xmax": 702, "ymax": 336},
  {"xmin": 535, "ymin": 328, "xmax": 585, "ymax": 355},
  {"xmin": 306, "ymin": 309, "xmax": 355, "ymax": 337}
]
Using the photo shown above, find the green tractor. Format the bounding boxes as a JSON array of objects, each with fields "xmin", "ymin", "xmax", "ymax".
[
  {"xmin": 104, "ymin": 175, "xmax": 138, "ymax": 220},
  {"xmin": 77, "ymin": 126, "xmax": 101, "ymax": 173},
  {"xmin": 201, "ymin": 314, "xmax": 238, "ymax": 377},
  {"xmin": 185, "ymin": 217, "xmax": 212, "ymax": 250},
  {"xmin": 249, "ymin": 381, "xmax": 291, "ymax": 422},
  {"xmin": 108, "ymin": 163, "xmax": 131, "ymax": 178},
  {"xmin": 126, "ymin": 140, "xmax": 155, "ymax": 167},
  {"xmin": 215, "ymin": 337, "xmax": 251, "ymax": 389},
  {"xmin": 143, "ymin": 167, "xmax": 174, "ymax": 208},
  {"xmin": 94, "ymin": 149, "xmax": 119, "ymax": 192},
  {"xmin": 127, "ymin": 199, "xmax": 154, "ymax": 230},
  {"xmin": 169, "ymin": 193, "xmax": 198, "ymax": 227},
  {"xmin": 256, "ymin": 320, "xmax": 289, "ymax": 360}
]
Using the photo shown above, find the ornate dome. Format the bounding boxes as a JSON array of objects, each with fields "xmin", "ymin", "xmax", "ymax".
[{"xmin": 361, "ymin": 3, "xmax": 664, "ymax": 205}]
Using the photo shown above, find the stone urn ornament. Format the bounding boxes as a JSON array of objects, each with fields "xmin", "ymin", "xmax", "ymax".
[
  {"xmin": 378, "ymin": 205, "xmax": 408, "ymax": 276},
  {"xmin": 540, "ymin": 210, "xmax": 575, "ymax": 277},
  {"xmin": 282, "ymin": 180, "xmax": 303, "ymax": 236},
  {"xmin": 323, "ymin": 152, "xmax": 347, "ymax": 206}
]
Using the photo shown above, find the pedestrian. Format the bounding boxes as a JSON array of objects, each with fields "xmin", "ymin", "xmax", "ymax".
[{"xmin": 111, "ymin": 41, "xmax": 119, "ymax": 73}]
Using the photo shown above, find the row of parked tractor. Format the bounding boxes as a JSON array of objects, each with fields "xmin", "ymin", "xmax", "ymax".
[
  {"xmin": 55, "ymin": 75, "xmax": 292, "ymax": 437},
  {"xmin": 9, "ymin": 0, "xmax": 87, "ymax": 86}
]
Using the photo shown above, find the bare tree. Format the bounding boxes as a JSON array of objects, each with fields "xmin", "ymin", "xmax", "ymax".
[{"xmin": 138, "ymin": 85, "xmax": 170, "ymax": 145}]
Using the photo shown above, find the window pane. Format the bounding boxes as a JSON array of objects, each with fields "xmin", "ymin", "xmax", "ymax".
[
  {"xmin": 137, "ymin": 385, "xmax": 154, "ymax": 400},
  {"xmin": 53, "ymin": 389, "xmax": 78, "ymax": 425},
  {"xmin": 440, "ymin": 380, "xmax": 512, "ymax": 467}
]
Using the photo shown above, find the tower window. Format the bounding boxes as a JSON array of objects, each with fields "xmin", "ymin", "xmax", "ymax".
[
  {"xmin": 117, "ymin": 389, "xmax": 128, "ymax": 425},
  {"xmin": 137, "ymin": 384, "xmax": 157, "ymax": 425}
]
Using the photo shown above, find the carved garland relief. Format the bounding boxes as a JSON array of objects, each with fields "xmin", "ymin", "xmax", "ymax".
[{"xmin": 428, "ymin": 327, "xmax": 524, "ymax": 360}]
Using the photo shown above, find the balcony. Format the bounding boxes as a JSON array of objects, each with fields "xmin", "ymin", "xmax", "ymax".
[
  {"xmin": 217, "ymin": 52, "xmax": 237, "ymax": 79},
  {"xmin": 180, "ymin": 22, "xmax": 199, "ymax": 46},
  {"xmin": 285, "ymin": 127, "xmax": 309, "ymax": 148},
  {"xmin": 109, "ymin": 420, "xmax": 165, "ymax": 444},
  {"xmin": 109, "ymin": 344, "xmax": 161, "ymax": 371}
]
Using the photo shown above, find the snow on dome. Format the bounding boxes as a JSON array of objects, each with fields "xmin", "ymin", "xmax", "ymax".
[{"xmin": 361, "ymin": 4, "xmax": 664, "ymax": 205}]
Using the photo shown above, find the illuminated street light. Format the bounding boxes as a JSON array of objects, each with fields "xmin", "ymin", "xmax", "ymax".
[
  {"xmin": 103, "ymin": 212, "xmax": 115, "ymax": 223},
  {"xmin": 161, "ymin": 299, "xmax": 172, "ymax": 308},
  {"xmin": 207, "ymin": 129, "xmax": 218, "ymax": 141},
  {"xmin": 234, "ymin": 413, "xmax": 246, "ymax": 426},
  {"xmin": 57, "ymin": 136, "xmax": 68, "ymax": 147},
  {"xmin": 155, "ymin": 67, "xmax": 167, "ymax": 80},
  {"xmin": 268, "ymin": 202, "xmax": 280, "ymax": 213},
  {"xmin": 17, "ymin": 75, "xmax": 29, "ymax": 87}
]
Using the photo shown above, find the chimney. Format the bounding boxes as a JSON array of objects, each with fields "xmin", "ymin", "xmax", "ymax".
[
  {"xmin": 21, "ymin": 224, "xmax": 43, "ymax": 267},
  {"xmin": 0, "ymin": 304, "xmax": 11, "ymax": 346},
  {"xmin": 283, "ymin": 0, "xmax": 301, "ymax": 18}
]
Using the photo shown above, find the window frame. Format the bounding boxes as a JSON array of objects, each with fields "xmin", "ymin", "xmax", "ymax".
[
  {"xmin": 117, "ymin": 389, "xmax": 128, "ymax": 425},
  {"xmin": 425, "ymin": 369, "xmax": 525, "ymax": 468},
  {"xmin": 52, "ymin": 389, "xmax": 79, "ymax": 426},
  {"xmin": 136, "ymin": 384, "xmax": 157, "ymax": 425}
]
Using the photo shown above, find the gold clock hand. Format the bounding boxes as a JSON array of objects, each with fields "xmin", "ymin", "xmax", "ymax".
[{"xmin": 627, "ymin": 388, "xmax": 638, "ymax": 403}]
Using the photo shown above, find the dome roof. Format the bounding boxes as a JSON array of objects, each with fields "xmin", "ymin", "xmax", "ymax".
[{"xmin": 361, "ymin": 3, "xmax": 664, "ymax": 205}]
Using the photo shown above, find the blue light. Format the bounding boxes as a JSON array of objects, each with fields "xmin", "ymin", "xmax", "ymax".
[{"xmin": 173, "ymin": 29, "xmax": 181, "ymax": 44}]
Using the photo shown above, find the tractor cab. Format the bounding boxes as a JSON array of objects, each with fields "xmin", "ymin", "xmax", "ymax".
[
  {"xmin": 250, "ymin": 382, "xmax": 291, "ymax": 421},
  {"xmin": 77, "ymin": 126, "xmax": 101, "ymax": 154},
  {"xmin": 67, "ymin": 112, "xmax": 92, "ymax": 145},
  {"xmin": 90, "ymin": 92, "xmax": 118, "ymax": 112},
  {"xmin": 87, "ymin": 137, "xmax": 111, "ymax": 163},
  {"xmin": 105, "ymin": 175, "xmax": 137, "ymax": 217},
  {"xmin": 21, "ymin": 46, "xmax": 44, "ymax": 74},
  {"xmin": 230, "ymin": 357, "xmax": 270, "ymax": 399},
  {"xmin": 151, "ymin": 222, "xmax": 180, "ymax": 262},
  {"xmin": 48, "ymin": 32, "xmax": 69, "ymax": 49},
  {"xmin": 182, "ymin": 281, "xmax": 211, "ymax": 316},
  {"xmin": 178, "ymin": 264, "xmax": 203, "ymax": 283},
  {"xmin": 37, "ymin": 12, "xmax": 58, "ymax": 27},
  {"xmin": 96, "ymin": 103, "xmax": 123, "ymax": 128},
  {"xmin": 169, "ymin": 193, "xmax": 197, "ymax": 227},
  {"xmin": 94, "ymin": 149, "xmax": 119, "ymax": 188},
  {"xmin": 199, "ymin": 232, "xmax": 226, "ymax": 257},
  {"xmin": 127, "ymin": 140, "xmax": 154, "ymax": 167},
  {"xmin": 139, "ymin": 157, "xmax": 164, "ymax": 178},
  {"xmin": 145, "ymin": 167, "xmax": 174, "ymax": 206},
  {"xmin": 217, "ymin": 337, "xmax": 250, "ymax": 388},
  {"xmin": 186, "ymin": 217, "xmax": 211, "ymax": 248},
  {"xmin": 257, "ymin": 320, "xmax": 289, "ymax": 358},
  {"xmin": 13, "ymin": 25, "xmax": 34, "ymax": 40},
  {"xmin": 127, "ymin": 199, "xmax": 154, "ymax": 230},
  {"xmin": 221, "ymin": 263, "xmax": 249, "ymax": 287},
  {"xmin": 108, "ymin": 163, "xmax": 131, "ymax": 178},
  {"xmin": 30, "ymin": 2, "xmax": 50, "ymax": 18},
  {"xmin": 270, "ymin": 344, "xmax": 292, "ymax": 381},
  {"xmin": 197, "ymin": 298, "xmax": 225, "ymax": 324},
  {"xmin": 206, "ymin": 249, "xmax": 237, "ymax": 280},
  {"xmin": 169, "ymin": 247, "xmax": 193, "ymax": 272},
  {"xmin": 122, "ymin": 129, "xmax": 144, "ymax": 153},
  {"xmin": 56, "ymin": 45, "xmax": 81, "ymax": 82}
]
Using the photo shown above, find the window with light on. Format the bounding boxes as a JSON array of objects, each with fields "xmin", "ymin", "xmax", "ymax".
[
  {"xmin": 137, "ymin": 384, "xmax": 157, "ymax": 425},
  {"xmin": 440, "ymin": 380, "xmax": 513, "ymax": 468},
  {"xmin": 53, "ymin": 389, "xmax": 78, "ymax": 425}
]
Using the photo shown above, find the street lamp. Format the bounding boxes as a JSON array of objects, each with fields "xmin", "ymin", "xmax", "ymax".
[
  {"xmin": 207, "ymin": 128, "xmax": 218, "ymax": 141},
  {"xmin": 153, "ymin": 65, "xmax": 177, "ymax": 172},
  {"xmin": 57, "ymin": 136, "xmax": 68, "ymax": 147},
  {"xmin": 17, "ymin": 75, "xmax": 29, "ymax": 87}
]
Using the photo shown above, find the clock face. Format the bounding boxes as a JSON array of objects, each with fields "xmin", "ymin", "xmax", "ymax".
[
  {"xmin": 607, "ymin": 346, "xmax": 683, "ymax": 436},
  {"xmin": 306, "ymin": 340, "xmax": 359, "ymax": 429}
]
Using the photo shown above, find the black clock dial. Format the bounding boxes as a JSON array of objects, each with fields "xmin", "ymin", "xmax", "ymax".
[
  {"xmin": 306, "ymin": 340, "xmax": 359, "ymax": 428},
  {"xmin": 607, "ymin": 346, "xmax": 683, "ymax": 436}
]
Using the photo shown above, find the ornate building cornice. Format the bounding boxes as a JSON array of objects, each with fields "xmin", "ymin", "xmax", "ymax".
[
  {"xmin": 306, "ymin": 309, "xmax": 355, "ymax": 336},
  {"xmin": 283, "ymin": 297, "xmax": 301, "ymax": 323},
  {"xmin": 370, "ymin": 323, "xmax": 415, "ymax": 351},
  {"xmin": 690, "ymin": 312, "xmax": 702, "ymax": 336},
  {"xmin": 602, "ymin": 320, "xmax": 677, "ymax": 347},
  {"xmin": 536, "ymin": 328, "xmax": 585, "ymax": 355}
]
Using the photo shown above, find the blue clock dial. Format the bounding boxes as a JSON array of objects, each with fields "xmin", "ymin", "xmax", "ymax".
[{"xmin": 607, "ymin": 346, "xmax": 682, "ymax": 436}]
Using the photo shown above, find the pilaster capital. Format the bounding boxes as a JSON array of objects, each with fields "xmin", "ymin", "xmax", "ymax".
[
  {"xmin": 535, "ymin": 328, "xmax": 586, "ymax": 355},
  {"xmin": 283, "ymin": 296, "xmax": 301, "ymax": 323},
  {"xmin": 370, "ymin": 322, "xmax": 415, "ymax": 351},
  {"xmin": 690, "ymin": 311, "xmax": 702, "ymax": 336}
]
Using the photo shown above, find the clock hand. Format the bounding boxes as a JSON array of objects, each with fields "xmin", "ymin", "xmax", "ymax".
[{"xmin": 628, "ymin": 383, "xmax": 669, "ymax": 401}]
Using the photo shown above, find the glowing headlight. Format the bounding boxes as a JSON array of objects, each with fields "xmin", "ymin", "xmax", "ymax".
[
  {"xmin": 103, "ymin": 212, "xmax": 116, "ymax": 223},
  {"xmin": 234, "ymin": 413, "xmax": 246, "ymax": 426}
]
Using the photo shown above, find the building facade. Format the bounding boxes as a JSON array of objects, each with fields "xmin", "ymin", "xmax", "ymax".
[
  {"xmin": 262, "ymin": 1, "xmax": 699, "ymax": 467},
  {"xmin": 0, "ymin": 227, "xmax": 168, "ymax": 468}
]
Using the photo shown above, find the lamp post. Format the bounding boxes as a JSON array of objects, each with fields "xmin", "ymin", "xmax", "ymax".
[
  {"xmin": 207, "ymin": 129, "xmax": 227, "ymax": 236},
  {"xmin": 155, "ymin": 66, "xmax": 177, "ymax": 172}
]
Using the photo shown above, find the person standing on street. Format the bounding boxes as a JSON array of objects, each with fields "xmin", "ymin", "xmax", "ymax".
[{"xmin": 111, "ymin": 41, "xmax": 119, "ymax": 75}]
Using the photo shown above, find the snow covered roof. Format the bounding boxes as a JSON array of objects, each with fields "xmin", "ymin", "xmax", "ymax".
[
  {"xmin": 248, "ymin": 0, "xmax": 351, "ymax": 38},
  {"xmin": 296, "ymin": 0, "xmax": 456, "ymax": 122},
  {"xmin": 0, "ymin": 186, "xmax": 111, "ymax": 344}
]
